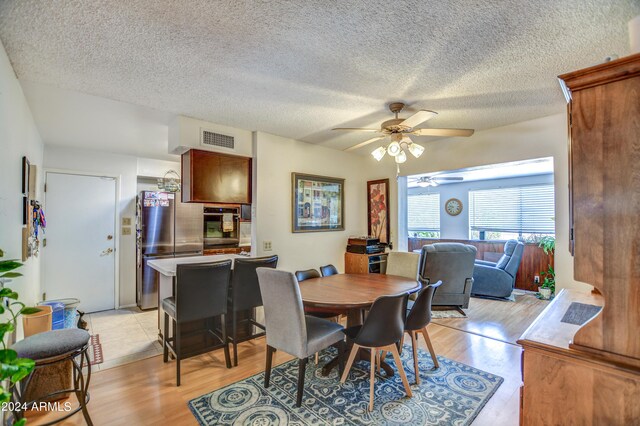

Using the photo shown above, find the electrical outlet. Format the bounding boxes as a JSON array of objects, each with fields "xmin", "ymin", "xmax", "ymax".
[
  {"xmin": 263, "ymin": 241, "xmax": 272, "ymax": 251},
  {"xmin": 534, "ymin": 275, "xmax": 540, "ymax": 284}
]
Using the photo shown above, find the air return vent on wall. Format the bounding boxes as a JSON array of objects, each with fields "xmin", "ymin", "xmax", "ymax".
[{"xmin": 201, "ymin": 129, "xmax": 235, "ymax": 150}]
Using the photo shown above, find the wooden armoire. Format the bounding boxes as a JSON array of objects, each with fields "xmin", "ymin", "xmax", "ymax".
[{"xmin": 517, "ymin": 53, "xmax": 640, "ymax": 424}]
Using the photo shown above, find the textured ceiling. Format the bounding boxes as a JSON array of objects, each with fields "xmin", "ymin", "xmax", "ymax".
[{"xmin": 0, "ymin": 1, "xmax": 638, "ymax": 154}]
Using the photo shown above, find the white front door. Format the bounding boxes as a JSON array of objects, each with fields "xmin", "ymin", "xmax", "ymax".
[{"xmin": 44, "ymin": 172, "xmax": 117, "ymax": 313}]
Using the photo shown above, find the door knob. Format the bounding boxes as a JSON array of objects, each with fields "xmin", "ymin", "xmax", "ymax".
[
  {"xmin": 100, "ymin": 248, "xmax": 114, "ymax": 256},
  {"xmin": 107, "ymin": 235, "xmax": 113, "ymax": 240}
]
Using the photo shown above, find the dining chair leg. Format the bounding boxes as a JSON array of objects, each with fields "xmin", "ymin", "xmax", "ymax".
[
  {"xmin": 388, "ymin": 344, "xmax": 412, "ymax": 398},
  {"xmin": 340, "ymin": 344, "xmax": 360, "ymax": 383},
  {"xmin": 410, "ymin": 330, "xmax": 420, "ymax": 385},
  {"xmin": 175, "ymin": 322, "xmax": 181, "ymax": 387},
  {"xmin": 220, "ymin": 313, "xmax": 231, "ymax": 369},
  {"xmin": 162, "ymin": 312, "xmax": 169, "ymax": 363},
  {"xmin": 232, "ymin": 311, "xmax": 238, "ymax": 367},
  {"xmin": 368, "ymin": 347, "xmax": 376, "ymax": 412},
  {"xmin": 337, "ymin": 340, "xmax": 346, "ymax": 377},
  {"xmin": 421, "ymin": 326, "xmax": 439, "ymax": 368},
  {"xmin": 264, "ymin": 345, "xmax": 276, "ymax": 387},
  {"xmin": 315, "ymin": 352, "xmax": 319, "ymax": 365},
  {"xmin": 398, "ymin": 333, "xmax": 405, "ymax": 355},
  {"xmin": 296, "ymin": 358, "xmax": 308, "ymax": 407}
]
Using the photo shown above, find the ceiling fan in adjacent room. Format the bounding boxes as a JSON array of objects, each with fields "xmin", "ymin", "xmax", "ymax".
[
  {"xmin": 412, "ymin": 175, "xmax": 464, "ymax": 187},
  {"xmin": 334, "ymin": 102, "xmax": 474, "ymax": 164}
]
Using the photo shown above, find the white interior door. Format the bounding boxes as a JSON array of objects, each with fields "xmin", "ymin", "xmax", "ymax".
[{"xmin": 44, "ymin": 172, "xmax": 117, "ymax": 313}]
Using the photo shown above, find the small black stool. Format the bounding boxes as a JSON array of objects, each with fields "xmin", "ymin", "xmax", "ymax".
[{"xmin": 10, "ymin": 329, "xmax": 92, "ymax": 425}]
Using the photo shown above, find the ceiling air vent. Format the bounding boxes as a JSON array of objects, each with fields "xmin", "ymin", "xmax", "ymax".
[{"xmin": 201, "ymin": 129, "xmax": 235, "ymax": 150}]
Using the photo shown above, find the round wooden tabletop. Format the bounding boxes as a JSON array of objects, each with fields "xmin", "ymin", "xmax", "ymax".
[{"xmin": 299, "ymin": 273, "xmax": 421, "ymax": 309}]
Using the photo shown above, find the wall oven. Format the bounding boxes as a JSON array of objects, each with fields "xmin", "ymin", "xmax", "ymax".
[{"xmin": 203, "ymin": 206, "xmax": 240, "ymax": 249}]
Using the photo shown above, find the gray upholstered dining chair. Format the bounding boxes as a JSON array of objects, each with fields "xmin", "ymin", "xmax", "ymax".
[
  {"xmin": 256, "ymin": 268, "xmax": 346, "ymax": 408},
  {"xmin": 385, "ymin": 251, "xmax": 420, "ymax": 300}
]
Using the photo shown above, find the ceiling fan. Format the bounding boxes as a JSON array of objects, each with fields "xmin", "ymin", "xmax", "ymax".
[
  {"xmin": 334, "ymin": 102, "xmax": 474, "ymax": 163},
  {"xmin": 413, "ymin": 175, "xmax": 464, "ymax": 187}
]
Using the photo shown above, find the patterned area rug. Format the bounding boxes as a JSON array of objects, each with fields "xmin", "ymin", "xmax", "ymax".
[
  {"xmin": 189, "ymin": 346, "xmax": 503, "ymax": 425},
  {"xmin": 431, "ymin": 310, "xmax": 466, "ymax": 319},
  {"xmin": 88, "ymin": 334, "xmax": 103, "ymax": 366}
]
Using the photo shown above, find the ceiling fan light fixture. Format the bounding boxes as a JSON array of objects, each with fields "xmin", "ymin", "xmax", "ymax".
[
  {"xmin": 408, "ymin": 142, "xmax": 425, "ymax": 158},
  {"xmin": 395, "ymin": 149, "xmax": 407, "ymax": 164},
  {"xmin": 371, "ymin": 146, "xmax": 386, "ymax": 161},
  {"xmin": 387, "ymin": 141, "xmax": 402, "ymax": 156}
]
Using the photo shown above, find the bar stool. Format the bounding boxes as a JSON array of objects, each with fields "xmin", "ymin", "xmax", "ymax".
[
  {"xmin": 163, "ymin": 260, "xmax": 232, "ymax": 386},
  {"xmin": 10, "ymin": 328, "xmax": 92, "ymax": 425},
  {"xmin": 229, "ymin": 255, "xmax": 278, "ymax": 366}
]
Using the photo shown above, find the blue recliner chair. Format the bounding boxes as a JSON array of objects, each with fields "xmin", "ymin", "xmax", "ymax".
[{"xmin": 471, "ymin": 240, "xmax": 524, "ymax": 299}]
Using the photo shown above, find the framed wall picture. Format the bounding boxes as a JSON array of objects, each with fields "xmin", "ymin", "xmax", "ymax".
[
  {"xmin": 292, "ymin": 173, "xmax": 344, "ymax": 232},
  {"xmin": 367, "ymin": 178, "xmax": 390, "ymax": 243}
]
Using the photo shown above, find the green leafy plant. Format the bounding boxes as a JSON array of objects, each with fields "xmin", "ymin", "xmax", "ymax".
[
  {"xmin": 0, "ymin": 249, "xmax": 40, "ymax": 426},
  {"xmin": 537, "ymin": 237, "xmax": 556, "ymax": 297}
]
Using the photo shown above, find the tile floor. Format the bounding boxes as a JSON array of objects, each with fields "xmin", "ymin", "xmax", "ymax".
[{"xmin": 85, "ymin": 307, "xmax": 161, "ymax": 371}]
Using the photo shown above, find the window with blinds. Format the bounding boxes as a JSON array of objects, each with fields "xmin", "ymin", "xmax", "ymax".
[
  {"xmin": 408, "ymin": 193, "xmax": 440, "ymax": 237},
  {"xmin": 469, "ymin": 184, "xmax": 555, "ymax": 238}
]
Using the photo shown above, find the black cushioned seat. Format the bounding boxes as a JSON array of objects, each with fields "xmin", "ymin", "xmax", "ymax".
[{"xmin": 12, "ymin": 329, "xmax": 90, "ymax": 360}]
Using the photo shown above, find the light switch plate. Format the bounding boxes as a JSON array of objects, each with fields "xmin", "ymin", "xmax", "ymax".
[
  {"xmin": 122, "ymin": 217, "xmax": 132, "ymax": 226},
  {"xmin": 263, "ymin": 241, "xmax": 272, "ymax": 251},
  {"xmin": 122, "ymin": 227, "xmax": 132, "ymax": 236}
]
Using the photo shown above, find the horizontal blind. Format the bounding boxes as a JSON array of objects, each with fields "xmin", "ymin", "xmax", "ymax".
[
  {"xmin": 469, "ymin": 184, "xmax": 555, "ymax": 234},
  {"xmin": 408, "ymin": 193, "xmax": 440, "ymax": 232}
]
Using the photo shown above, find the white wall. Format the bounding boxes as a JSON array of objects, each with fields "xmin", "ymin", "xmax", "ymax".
[
  {"xmin": 408, "ymin": 173, "xmax": 555, "ymax": 239},
  {"xmin": 388, "ymin": 113, "xmax": 584, "ymax": 291},
  {"xmin": 253, "ymin": 131, "xmax": 383, "ymax": 272},
  {"xmin": 0, "ymin": 40, "xmax": 44, "ymax": 310},
  {"xmin": 43, "ymin": 146, "xmax": 180, "ymax": 307}
]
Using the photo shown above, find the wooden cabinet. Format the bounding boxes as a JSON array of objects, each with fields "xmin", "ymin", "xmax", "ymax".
[
  {"xmin": 181, "ymin": 149, "xmax": 252, "ymax": 204},
  {"xmin": 518, "ymin": 53, "xmax": 640, "ymax": 425},
  {"xmin": 344, "ymin": 252, "xmax": 387, "ymax": 274}
]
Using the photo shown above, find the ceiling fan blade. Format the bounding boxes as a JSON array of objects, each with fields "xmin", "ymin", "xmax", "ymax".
[
  {"xmin": 344, "ymin": 136, "xmax": 386, "ymax": 152},
  {"xmin": 434, "ymin": 177, "xmax": 464, "ymax": 181},
  {"xmin": 399, "ymin": 110, "xmax": 437, "ymax": 128},
  {"xmin": 332, "ymin": 128, "xmax": 381, "ymax": 132},
  {"xmin": 411, "ymin": 128, "xmax": 475, "ymax": 137}
]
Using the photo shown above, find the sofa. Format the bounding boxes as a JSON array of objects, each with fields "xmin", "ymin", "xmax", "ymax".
[
  {"xmin": 471, "ymin": 239, "xmax": 524, "ymax": 299},
  {"xmin": 418, "ymin": 243, "xmax": 477, "ymax": 310}
]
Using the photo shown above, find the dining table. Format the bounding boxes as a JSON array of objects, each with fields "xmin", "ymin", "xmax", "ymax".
[{"xmin": 298, "ymin": 273, "xmax": 421, "ymax": 376}]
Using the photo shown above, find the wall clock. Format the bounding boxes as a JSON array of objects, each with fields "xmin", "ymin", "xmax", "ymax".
[{"xmin": 445, "ymin": 198, "xmax": 463, "ymax": 216}]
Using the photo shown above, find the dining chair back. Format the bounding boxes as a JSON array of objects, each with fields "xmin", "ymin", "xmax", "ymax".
[
  {"xmin": 229, "ymin": 255, "xmax": 278, "ymax": 366},
  {"xmin": 403, "ymin": 280, "xmax": 443, "ymax": 384},
  {"xmin": 257, "ymin": 268, "xmax": 345, "ymax": 407},
  {"xmin": 320, "ymin": 264, "xmax": 339, "ymax": 277},
  {"xmin": 385, "ymin": 252, "xmax": 420, "ymax": 280},
  {"xmin": 162, "ymin": 260, "xmax": 232, "ymax": 386},
  {"xmin": 341, "ymin": 292, "xmax": 412, "ymax": 411},
  {"xmin": 295, "ymin": 268, "xmax": 320, "ymax": 282}
]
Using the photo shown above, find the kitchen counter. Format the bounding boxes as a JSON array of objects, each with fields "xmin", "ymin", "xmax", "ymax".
[{"xmin": 147, "ymin": 254, "xmax": 240, "ymax": 277}]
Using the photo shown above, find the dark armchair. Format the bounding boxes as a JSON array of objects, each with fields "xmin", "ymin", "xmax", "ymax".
[
  {"xmin": 471, "ymin": 240, "xmax": 524, "ymax": 298},
  {"xmin": 418, "ymin": 243, "xmax": 477, "ymax": 310}
]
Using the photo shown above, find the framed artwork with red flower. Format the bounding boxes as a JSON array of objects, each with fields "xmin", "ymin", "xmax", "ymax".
[{"xmin": 367, "ymin": 179, "xmax": 390, "ymax": 243}]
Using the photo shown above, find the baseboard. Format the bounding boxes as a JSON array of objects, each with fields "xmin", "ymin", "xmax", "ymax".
[{"xmin": 118, "ymin": 303, "xmax": 137, "ymax": 309}]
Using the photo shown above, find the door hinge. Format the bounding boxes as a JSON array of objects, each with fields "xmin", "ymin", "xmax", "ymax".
[
  {"xmin": 42, "ymin": 292, "xmax": 46, "ymax": 301},
  {"xmin": 44, "ymin": 183, "xmax": 47, "ymax": 192}
]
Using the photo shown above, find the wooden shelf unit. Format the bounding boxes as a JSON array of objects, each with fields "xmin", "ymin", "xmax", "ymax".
[
  {"xmin": 344, "ymin": 252, "xmax": 387, "ymax": 274},
  {"xmin": 518, "ymin": 53, "xmax": 640, "ymax": 425}
]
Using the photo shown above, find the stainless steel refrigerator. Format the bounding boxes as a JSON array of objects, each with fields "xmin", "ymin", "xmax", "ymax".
[{"xmin": 136, "ymin": 191, "xmax": 203, "ymax": 310}]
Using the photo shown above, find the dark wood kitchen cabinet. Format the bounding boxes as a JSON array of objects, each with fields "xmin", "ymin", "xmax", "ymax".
[{"xmin": 181, "ymin": 149, "xmax": 252, "ymax": 204}]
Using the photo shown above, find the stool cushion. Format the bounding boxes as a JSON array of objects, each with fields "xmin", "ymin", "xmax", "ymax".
[
  {"xmin": 12, "ymin": 329, "xmax": 90, "ymax": 360},
  {"xmin": 162, "ymin": 297, "xmax": 176, "ymax": 319}
]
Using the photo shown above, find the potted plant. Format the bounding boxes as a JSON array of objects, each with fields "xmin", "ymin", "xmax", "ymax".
[
  {"xmin": 0, "ymin": 249, "xmax": 41, "ymax": 426},
  {"xmin": 537, "ymin": 236, "xmax": 555, "ymax": 300}
]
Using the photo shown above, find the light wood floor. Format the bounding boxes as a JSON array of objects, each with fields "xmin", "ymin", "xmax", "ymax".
[
  {"xmin": 434, "ymin": 293, "xmax": 549, "ymax": 344},
  {"xmin": 27, "ymin": 296, "xmax": 547, "ymax": 426}
]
